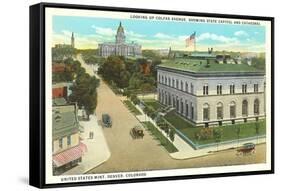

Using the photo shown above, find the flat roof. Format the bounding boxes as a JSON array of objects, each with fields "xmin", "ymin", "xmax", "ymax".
[{"xmin": 158, "ymin": 58, "xmax": 264, "ymax": 74}]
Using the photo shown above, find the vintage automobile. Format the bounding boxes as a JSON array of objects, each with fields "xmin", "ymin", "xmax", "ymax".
[
  {"xmin": 236, "ymin": 142, "xmax": 256, "ymax": 156},
  {"xmin": 130, "ymin": 125, "xmax": 144, "ymax": 139},
  {"xmin": 102, "ymin": 114, "xmax": 112, "ymax": 128}
]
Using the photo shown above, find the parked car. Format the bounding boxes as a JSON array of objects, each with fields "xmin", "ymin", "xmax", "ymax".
[
  {"xmin": 102, "ymin": 114, "xmax": 112, "ymax": 128},
  {"xmin": 130, "ymin": 125, "xmax": 144, "ymax": 139},
  {"xmin": 236, "ymin": 142, "xmax": 255, "ymax": 156}
]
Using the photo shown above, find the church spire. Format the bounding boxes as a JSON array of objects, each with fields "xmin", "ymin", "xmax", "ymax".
[{"xmin": 71, "ymin": 32, "xmax": 75, "ymax": 48}]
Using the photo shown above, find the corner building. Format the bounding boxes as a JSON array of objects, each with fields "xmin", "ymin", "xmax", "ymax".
[{"xmin": 157, "ymin": 54, "xmax": 265, "ymax": 127}]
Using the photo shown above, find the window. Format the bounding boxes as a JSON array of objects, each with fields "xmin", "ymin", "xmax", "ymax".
[
  {"xmin": 254, "ymin": 99, "xmax": 260, "ymax": 115},
  {"xmin": 217, "ymin": 102, "xmax": 223, "ymax": 119},
  {"xmin": 168, "ymin": 78, "xmax": 171, "ymax": 86},
  {"xmin": 230, "ymin": 101, "xmax": 236, "ymax": 118},
  {"xmin": 185, "ymin": 102, "xmax": 189, "ymax": 118},
  {"xmin": 191, "ymin": 83, "xmax": 194, "ymax": 94},
  {"xmin": 172, "ymin": 79, "xmax": 175, "ymax": 87},
  {"xmin": 176, "ymin": 80, "xmax": 179, "ymax": 89},
  {"xmin": 191, "ymin": 103, "xmax": 194, "ymax": 119},
  {"xmin": 203, "ymin": 84, "xmax": 208, "ymax": 95},
  {"xmin": 180, "ymin": 100, "xmax": 184, "ymax": 114},
  {"xmin": 242, "ymin": 100, "xmax": 248, "ymax": 116},
  {"xmin": 230, "ymin": 84, "xmax": 235, "ymax": 94},
  {"xmin": 168, "ymin": 93, "xmax": 171, "ymax": 105},
  {"xmin": 161, "ymin": 76, "xmax": 164, "ymax": 83},
  {"xmin": 217, "ymin": 85, "xmax": 222, "ymax": 95},
  {"xmin": 165, "ymin": 77, "xmax": 167, "ymax": 85},
  {"xmin": 242, "ymin": 84, "xmax": 247, "ymax": 94},
  {"xmin": 67, "ymin": 135, "xmax": 71, "ymax": 146},
  {"xmin": 185, "ymin": 82, "xmax": 189, "ymax": 93},
  {"xmin": 254, "ymin": 84, "xmax": 259, "ymax": 93},
  {"xmin": 181, "ymin": 81, "xmax": 183, "ymax": 91},
  {"xmin": 203, "ymin": 103, "xmax": 210, "ymax": 121},
  {"xmin": 59, "ymin": 138, "xmax": 63, "ymax": 149},
  {"xmin": 176, "ymin": 98, "xmax": 179, "ymax": 112}
]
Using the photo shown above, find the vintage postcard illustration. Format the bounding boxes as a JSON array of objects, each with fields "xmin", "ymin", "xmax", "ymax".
[{"xmin": 42, "ymin": 6, "xmax": 273, "ymax": 185}]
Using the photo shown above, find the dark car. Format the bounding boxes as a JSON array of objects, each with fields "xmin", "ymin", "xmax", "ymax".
[
  {"xmin": 102, "ymin": 114, "xmax": 112, "ymax": 128},
  {"xmin": 130, "ymin": 125, "xmax": 144, "ymax": 139},
  {"xmin": 236, "ymin": 142, "xmax": 256, "ymax": 156}
]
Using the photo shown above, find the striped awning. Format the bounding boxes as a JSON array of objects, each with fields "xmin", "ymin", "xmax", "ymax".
[{"xmin": 53, "ymin": 142, "xmax": 87, "ymax": 167}]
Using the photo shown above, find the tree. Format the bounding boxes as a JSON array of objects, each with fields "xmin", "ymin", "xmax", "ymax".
[
  {"xmin": 255, "ymin": 122, "xmax": 260, "ymax": 144},
  {"xmin": 235, "ymin": 125, "xmax": 241, "ymax": 148},
  {"xmin": 69, "ymin": 73, "xmax": 100, "ymax": 120},
  {"xmin": 213, "ymin": 128, "xmax": 223, "ymax": 151},
  {"xmin": 169, "ymin": 128, "xmax": 175, "ymax": 142},
  {"xmin": 98, "ymin": 56, "xmax": 129, "ymax": 88}
]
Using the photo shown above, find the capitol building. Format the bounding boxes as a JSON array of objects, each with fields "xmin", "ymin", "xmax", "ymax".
[{"xmin": 98, "ymin": 22, "xmax": 142, "ymax": 57}]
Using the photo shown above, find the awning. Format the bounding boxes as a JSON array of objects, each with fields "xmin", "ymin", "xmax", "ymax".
[{"xmin": 53, "ymin": 142, "xmax": 87, "ymax": 167}]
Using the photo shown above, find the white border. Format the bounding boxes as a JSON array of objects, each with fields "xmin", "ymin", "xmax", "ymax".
[{"xmin": 45, "ymin": 7, "xmax": 272, "ymax": 185}]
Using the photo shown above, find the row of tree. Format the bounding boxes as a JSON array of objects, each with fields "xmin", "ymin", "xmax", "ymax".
[
  {"xmin": 53, "ymin": 57, "xmax": 100, "ymax": 119},
  {"xmin": 98, "ymin": 55, "xmax": 161, "ymax": 95}
]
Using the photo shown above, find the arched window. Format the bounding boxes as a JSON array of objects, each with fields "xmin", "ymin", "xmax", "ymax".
[
  {"xmin": 254, "ymin": 99, "xmax": 260, "ymax": 115},
  {"xmin": 191, "ymin": 103, "xmax": 194, "ymax": 120},
  {"xmin": 217, "ymin": 102, "xmax": 223, "ymax": 119},
  {"xmin": 230, "ymin": 101, "xmax": 236, "ymax": 118},
  {"xmin": 203, "ymin": 103, "xmax": 210, "ymax": 121},
  {"xmin": 242, "ymin": 100, "xmax": 248, "ymax": 116},
  {"xmin": 168, "ymin": 78, "xmax": 171, "ymax": 86}
]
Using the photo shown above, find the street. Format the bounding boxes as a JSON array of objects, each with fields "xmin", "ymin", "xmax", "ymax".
[
  {"xmin": 88, "ymin": 74, "xmax": 266, "ymax": 174},
  {"xmin": 77, "ymin": 54, "xmax": 266, "ymax": 174}
]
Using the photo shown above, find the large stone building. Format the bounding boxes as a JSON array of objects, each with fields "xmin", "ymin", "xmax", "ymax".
[
  {"xmin": 157, "ymin": 52, "xmax": 265, "ymax": 127},
  {"xmin": 98, "ymin": 22, "xmax": 142, "ymax": 57}
]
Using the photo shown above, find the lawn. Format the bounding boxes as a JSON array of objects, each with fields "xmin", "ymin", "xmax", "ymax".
[
  {"xmin": 123, "ymin": 100, "xmax": 142, "ymax": 115},
  {"xmin": 142, "ymin": 99, "xmax": 163, "ymax": 111},
  {"xmin": 164, "ymin": 111, "xmax": 266, "ymax": 145},
  {"xmin": 142, "ymin": 122, "xmax": 178, "ymax": 153}
]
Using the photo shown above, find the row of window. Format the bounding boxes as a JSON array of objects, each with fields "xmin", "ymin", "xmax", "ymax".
[
  {"xmin": 203, "ymin": 84, "xmax": 259, "ymax": 95},
  {"xmin": 159, "ymin": 75, "xmax": 260, "ymax": 96},
  {"xmin": 159, "ymin": 90, "xmax": 260, "ymax": 121},
  {"xmin": 201, "ymin": 99, "xmax": 260, "ymax": 121},
  {"xmin": 58, "ymin": 135, "xmax": 72, "ymax": 149}
]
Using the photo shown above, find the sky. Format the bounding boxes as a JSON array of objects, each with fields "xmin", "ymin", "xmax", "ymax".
[{"xmin": 52, "ymin": 15, "xmax": 266, "ymax": 52}]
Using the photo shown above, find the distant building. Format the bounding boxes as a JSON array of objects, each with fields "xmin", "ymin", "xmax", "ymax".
[
  {"xmin": 52, "ymin": 82, "xmax": 73, "ymax": 99},
  {"xmin": 98, "ymin": 22, "xmax": 142, "ymax": 57},
  {"xmin": 52, "ymin": 104, "xmax": 87, "ymax": 175},
  {"xmin": 54, "ymin": 32, "xmax": 75, "ymax": 49},
  {"xmin": 52, "ymin": 63, "xmax": 67, "ymax": 73},
  {"xmin": 157, "ymin": 48, "xmax": 171, "ymax": 57},
  {"xmin": 157, "ymin": 52, "xmax": 265, "ymax": 127},
  {"xmin": 71, "ymin": 32, "xmax": 75, "ymax": 48}
]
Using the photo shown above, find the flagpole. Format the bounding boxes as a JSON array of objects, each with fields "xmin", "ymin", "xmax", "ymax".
[{"xmin": 194, "ymin": 31, "xmax": 196, "ymax": 52}]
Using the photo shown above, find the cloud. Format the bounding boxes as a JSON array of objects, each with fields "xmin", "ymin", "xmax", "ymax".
[
  {"xmin": 91, "ymin": 25, "xmax": 115, "ymax": 36},
  {"xmin": 154, "ymin": 33, "xmax": 174, "ymax": 39},
  {"xmin": 197, "ymin": 33, "xmax": 238, "ymax": 43},
  {"xmin": 126, "ymin": 30, "xmax": 146, "ymax": 38},
  {"xmin": 234, "ymin": 30, "xmax": 249, "ymax": 37}
]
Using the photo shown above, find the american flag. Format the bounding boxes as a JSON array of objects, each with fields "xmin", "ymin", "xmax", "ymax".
[{"xmin": 186, "ymin": 32, "xmax": 196, "ymax": 47}]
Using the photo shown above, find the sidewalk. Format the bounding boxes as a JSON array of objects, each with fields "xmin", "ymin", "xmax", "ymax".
[
  {"xmin": 62, "ymin": 113, "xmax": 111, "ymax": 175},
  {"xmin": 135, "ymin": 104, "xmax": 265, "ymax": 160}
]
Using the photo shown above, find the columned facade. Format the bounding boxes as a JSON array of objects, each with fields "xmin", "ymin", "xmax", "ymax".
[
  {"xmin": 157, "ymin": 67, "xmax": 265, "ymax": 127},
  {"xmin": 98, "ymin": 22, "xmax": 142, "ymax": 57}
]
